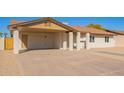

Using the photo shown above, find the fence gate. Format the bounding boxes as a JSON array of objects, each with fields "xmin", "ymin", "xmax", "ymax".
[{"xmin": 5, "ymin": 37, "xmax": 13, "ymax": 50}]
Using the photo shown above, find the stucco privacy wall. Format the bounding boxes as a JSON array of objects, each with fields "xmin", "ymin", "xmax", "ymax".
[
  {"xmin": 23, "ymin": 32, "xmax": 64, "ymax": 50},
  {"xmin": 73, "ymin": 33, "xmax": 84, "ymax": 48},
  {"xmin": 114, "ymin": 35, "xmax": 124, "ymax": 47},
  {"xmin": 0, "ymin": 38, "xmax": 4, "ymax": 50},
  {"xmin": 80, "ymin": 34, "xmax": 86, "ymax": 48}
]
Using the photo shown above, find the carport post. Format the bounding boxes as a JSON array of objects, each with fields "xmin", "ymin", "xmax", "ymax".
[
  {"xmin": 86, "ymin": 32, "xmax": 90, "ymax": 49},
  {"xmin": 69, "ymin": 32, "xmax": 73, "ymax": 51},
  {"xmin": 76, "ymin": 32, "xmax": 81, "ymax": 50},
  {"xmin": 13, "ymin": 30, "xmax": 20, "ymax": 54}
]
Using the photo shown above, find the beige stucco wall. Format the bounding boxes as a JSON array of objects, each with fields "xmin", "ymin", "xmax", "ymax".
[
  {"xmin": 19, "ymin": 32, "xmax": 116, "ymax": 50},
  {"xmin": 80, "ymin": 34, "xmax": 115, "ymax": 48},
  {"xmin": 21, "ymin": 32, "xmax": 64, "ymax": 50},
  {"xmin": 54, "ymin": 32, "xmax": 63, "ymax": 49},
  {"xmin": 0, "ymin": 38, "xmax": 4, "ymax": 50},
  {"xmin": 89, "ymin": 34, "xmax": 115, "ymax": 48},
  {"xmin": 17, "ymin": 31, "xmax": 118, "ymax": 51},
  {"xmin": 114, "ymin": 35, "xmax": 124, "ymax": 47}
]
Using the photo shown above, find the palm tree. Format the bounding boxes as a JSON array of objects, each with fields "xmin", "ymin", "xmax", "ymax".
[
  {"xmin": 0, "ymin": 32, "xmax": 3, "ymax": 38},
  {"xmin": 4, "ymin": 32, "xmax": 8, "ymax": 38}
]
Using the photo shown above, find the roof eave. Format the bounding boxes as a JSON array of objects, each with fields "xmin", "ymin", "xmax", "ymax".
[{"xmin": 8, "ymin": 17, "xmax": 79, "ymax": 32}]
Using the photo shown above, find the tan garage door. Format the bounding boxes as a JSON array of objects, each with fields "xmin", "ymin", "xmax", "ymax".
[{"xmin": 28, "ymin": 33, "xmax": 54, "ymax": 49}]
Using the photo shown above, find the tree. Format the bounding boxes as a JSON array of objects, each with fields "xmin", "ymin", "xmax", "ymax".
[
  {"xmin": 0, "ymin": 32, "xmax": 3, "ymax": 38},
  {"xmin": 87, "ymin": 24, "xmax": 107, "ymax": 30},
  {"xmin": 4, "ymin": 32, "xmax": 8, "ymax": 38}
]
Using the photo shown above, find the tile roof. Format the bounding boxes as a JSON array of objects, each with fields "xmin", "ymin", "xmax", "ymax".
[
  {"xmin": 106, "ymin": 30, "xmax": 124, "ymax": 35},
  {"xmin": 72, "ymin": 26, "xmax": 116, "ymax": 35}
]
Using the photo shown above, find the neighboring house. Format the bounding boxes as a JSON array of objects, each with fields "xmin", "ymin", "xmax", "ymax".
[{"xmin": 8, "ymin": 17, "xmax": 124, "ymax": 54}]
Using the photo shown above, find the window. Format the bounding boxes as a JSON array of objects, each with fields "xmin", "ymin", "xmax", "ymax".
[
  {"xmin": 90, "ymin": 35, "xmax": 95, "ymax": 42},
  {"xmin": 105, "ymin": 36, "xmax": 109, "ymax": 43}
]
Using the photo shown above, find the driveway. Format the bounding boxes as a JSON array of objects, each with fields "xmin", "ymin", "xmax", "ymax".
[{"xmin": 1, "ymin": 47, "xmax": 124, "ymax": 76}]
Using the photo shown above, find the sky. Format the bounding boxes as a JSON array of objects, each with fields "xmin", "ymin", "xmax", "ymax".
[{"xmin": 1, "ymin": 17, "xmax": 124, "ymax": 36}]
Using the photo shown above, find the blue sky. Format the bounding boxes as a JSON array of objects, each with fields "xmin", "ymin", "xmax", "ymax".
[{"xmin": 1, "ymin": 17, "xmax": 124, "ymax": 36}]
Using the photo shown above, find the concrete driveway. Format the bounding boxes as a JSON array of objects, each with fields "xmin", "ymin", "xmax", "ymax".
[{"xmin": 1, "ymin": 47, "xmax": 124, "ymax": 76}]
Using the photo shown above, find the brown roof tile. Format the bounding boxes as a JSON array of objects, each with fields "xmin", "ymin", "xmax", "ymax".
[
  {"xmin": 72, "ymin": 26, "xmax": 116, "ymax": 35},
  {"xmin": 106, "ymin": 30, "xmax": 124, "ymax": 35}
]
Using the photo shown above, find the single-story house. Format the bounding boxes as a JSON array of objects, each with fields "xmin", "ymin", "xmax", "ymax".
[
  {"xmin": 7, "ymin": 17, "xmax": 124, "ymax": 54},
  {"xmin": 105, "ymin": 30, "xmax": 124, "ymax": 47}
]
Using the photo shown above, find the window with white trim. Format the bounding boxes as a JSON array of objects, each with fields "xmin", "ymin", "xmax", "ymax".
[
  {"xmin": 105, "ymin": 36, "xmax": 109, "ymax": 43},
  {"xmin": 90, "ymin": 35, "xmax": 95, "ymax": 42}
]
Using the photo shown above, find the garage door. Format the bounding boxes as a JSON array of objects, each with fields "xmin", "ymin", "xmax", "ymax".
[
  {"xmin": 29, "ymin": 33, "xmax": 54, "ymax": 49},
  {"xmin": 40, "ymin": 33, "xmax": 53, "ymax": 48}
]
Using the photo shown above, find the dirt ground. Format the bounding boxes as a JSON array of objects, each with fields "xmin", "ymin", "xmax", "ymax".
[{"xmin": 1, "ymin": 47, "xmax": 124, "ymax": 76}]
